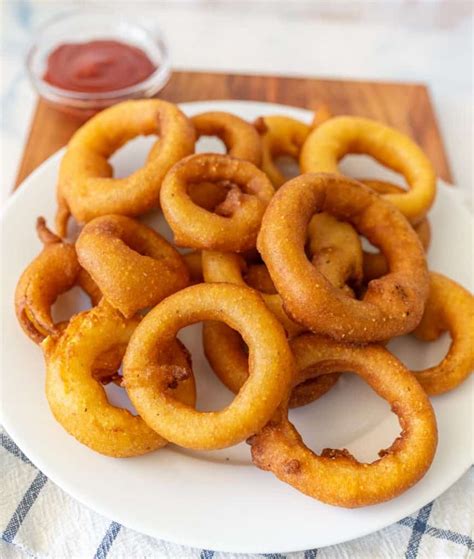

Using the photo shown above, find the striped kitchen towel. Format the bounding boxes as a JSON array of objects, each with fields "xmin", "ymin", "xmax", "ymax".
[{"xmin": 1, "ymin": 428, "xmax": 473, "ymax": 559}]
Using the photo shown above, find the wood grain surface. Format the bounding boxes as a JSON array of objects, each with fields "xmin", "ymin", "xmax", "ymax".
[{"xmin": 14, "ymin": 69, "xmax": 452, "ymax": 187}]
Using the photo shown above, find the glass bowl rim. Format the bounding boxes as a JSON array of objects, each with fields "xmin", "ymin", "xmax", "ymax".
[{"xmin": 26, "ymin": 10, "xmax": 171, "ymax": 102}]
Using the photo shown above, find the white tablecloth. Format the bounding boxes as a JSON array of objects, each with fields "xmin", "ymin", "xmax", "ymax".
[{"xmin": 2, "ymin": 429, "xmax": 473, "ymax": 559}]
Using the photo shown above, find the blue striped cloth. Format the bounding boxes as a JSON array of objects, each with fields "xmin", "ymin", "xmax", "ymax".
[{"xmin": 2, "ymin": 428, "xmax": 473, "ymax": 559}]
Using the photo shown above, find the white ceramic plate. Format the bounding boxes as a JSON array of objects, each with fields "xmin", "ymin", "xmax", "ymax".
[{"xmin": 1, "ymin": 101, "xmax": 473, "ymax": 554}]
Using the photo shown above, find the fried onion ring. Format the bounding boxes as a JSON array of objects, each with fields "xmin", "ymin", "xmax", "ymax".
[
  {"xmin": 360, "ymin": 180, "xmax": 431, "ymax": 280},
  {"xmin": 192, "ymin": 111, "xmax": 262, "ymax": 165},
  {"xmin": 254, "ymin": 115, "xmax": 311, "ymax": 188},
  {"xmin": 150, "ymin": 110, "xmax": 262, "ymax": 166},
  {"xmin": 300, "ymin": 116, "xmax": 436, "ymax": 223},
  {"xmin": 43, "ymin": 301, "xmax": 196, "ymax": 457},
  {"xmin": 250, "ymin": 334, "xmax": 437, "ymax": 507},
  {"xmin": 123, "ymin": 283, "xmax": 293, "ymax": 450},
  {"xmin": 410, "ymin": 272, "xmax": 474, "ymax": 395},
  {"xmin": 15, "ymin": 217, "xmax": 101, "ymax": 343},
  {"xmin": 56, "ymin": 99, "xmax": 195, "ymax": 236},
  {"xmin": 257, "ymin": 173, "xmax": 429, "ymax": 342},
  {"xmin": 160, "ymin": 154, "xmax": 274, "ymax": 252},
  {"xmin": 202, "ymin": 320, "xmax": 338, "ymax": 408},
  {"xmin": 76, "ymin": 215, "xmax": 189, "ymax": 318}
]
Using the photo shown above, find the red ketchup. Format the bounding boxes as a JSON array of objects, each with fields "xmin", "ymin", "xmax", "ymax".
[{"xmin": 43, "ymin": 39, "xmax": 156, "ymax": 92}]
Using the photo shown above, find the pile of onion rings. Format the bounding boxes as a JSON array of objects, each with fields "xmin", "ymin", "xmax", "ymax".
[{"xmin": 15, "ymin": 98, "xmax": 472, "ymax": 510}]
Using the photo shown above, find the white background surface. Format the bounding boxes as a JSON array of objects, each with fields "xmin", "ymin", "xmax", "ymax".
[{"xmin": 0, "ymin": 0, "xmax": 473, "ymax": 205}]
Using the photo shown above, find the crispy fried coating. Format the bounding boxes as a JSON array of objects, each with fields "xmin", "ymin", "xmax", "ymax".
[
  {"xmin": 257, "ymin": 173, "xmax": 429, "ymax": 342},
  {"xmin": 182, "ymin": 251, "xmax": 203, "ymax": 284},
  {"xmin": 360, "ymin": 180, "xmax": 431, "ymax": 280},
  {"xmin": 411, "ymin": 272, "xmax": 474, "ymax": 395},
  {"xmin": 150, "ymin": 110, "xmax": 262, "ymax": 166},
  {"xmin": 160, "ymin": 111, "xmax": 263, "ymax": 212},
  {"xmin": 202, "ymin": 320, "xmax": 338, "ymax": 408},
  {"xmin": 17, "ymin": 103, "xmax": 457, "ymax": 508},
  {"xmin": 123, "ymin": 284, "xmax": 293, "ymax": 450},
  {"xmin": 202, "ymin": 250, "xmax": 304, "ymax": 336},
  {"xmin": 56, "ymin": 99, "xmax": 195, "ymax": 236},
  {"xmin": 249, "ymin": 334, "xmax": 437, "ymax": 507},
  {"xmin": 254, "ymin": 106, "xmax": 331, "ymax": 188},
  {"xmin": 76, "ymin": 215, "xmax": 189, "ymax": 318},
  {"xmin": 188, "ymin": 181, "xmax": 230, "ymax": 212},
  {"xmin": 43, "ymin": 301, "xmax": 196, "ymax": 457},
  {"xmin": 255, "ymin": 115, "xmax": 311, "ymax": 188},
  {"xmin": 160, "ymin": 154, "xmax": 274, "ymax": 252},
  {"xmin": 15, "ymin": 217, "xmax": 100, "ymax": 343},
  {"xmin": 192, "ymin": 111, "xmax": 262, "ymax": 165},
  {"xmin": 244, "ymin": 263, "xmax": 277, "ymax": 294},
  {"xmin": 300, "ymin": 116, "xmax": 436, "ymax": 224}
]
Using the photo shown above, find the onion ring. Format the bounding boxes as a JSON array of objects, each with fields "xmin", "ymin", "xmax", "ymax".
[
  {"xmin": 254, "ymin": 115, "xmax": 311, "ymax": 188},
  {"xmin": 76, "ymin": 215, "xmax": 189, "ymax": 318},
  {"xmin": 43, "ymin": 301, "xmax": 196, "ymax": 457},
  {"xmin": 360, "ymin": 180, "xmax": 431, "ymax": 280},
  {"xmin": 202, "ymin": 320, "xmax": 338, "ymax": 408},
  {"xmin": 249, "ymin": 334, "xmax": 437, "ymax": 507},
  {"xmin": 160, "ymin": 154, "xmax": 274, "ymax": 252},
  {"xmin": 56, "ymin": 99, "xmax": 195, "ymax": 236},
  {"xmin": 257, "ymin": 173, "xmax": 429, "ymax": 342},
  {"xmin": 192, "ymin": 111, "xmax": 262, "ymax": 165},
  {"xmin": 411, "ymin": 272, "xmax": 474, "ymax": 395},
  {"xmin": 123, "ymin": 283, "xmax": 293, "ymax": 450},
  {"xmin": 15, "ymin": 217, "xmax": 101, "ymax": 343},
  {"xmin": 300, "ymin": 116, "xmax": 436, "ymax": 223}
]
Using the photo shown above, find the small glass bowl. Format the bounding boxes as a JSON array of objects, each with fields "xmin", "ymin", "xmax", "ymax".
[{"xmin": 26, "ymin": 11, "xmax": 171, "ymax": 117}]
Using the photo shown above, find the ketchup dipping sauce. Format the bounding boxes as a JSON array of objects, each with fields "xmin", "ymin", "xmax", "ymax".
[
  {"xmin": 27, "ymin": 13, "xmax": 170, "ymax": 117},
  {"xmin": 43, "ymin": 40, "xmax": 156, "ymax": 93}
]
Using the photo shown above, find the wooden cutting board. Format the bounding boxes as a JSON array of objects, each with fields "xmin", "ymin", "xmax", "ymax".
[{"xmin": 14, "ymin": 70, "xmax": 452, "ymax": 187}]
